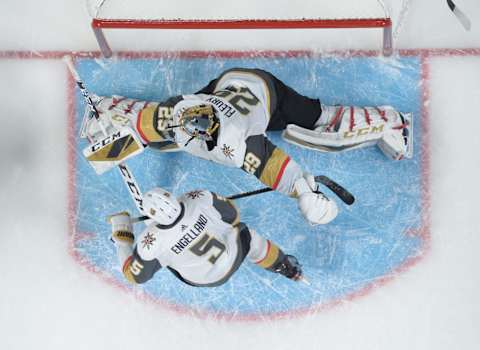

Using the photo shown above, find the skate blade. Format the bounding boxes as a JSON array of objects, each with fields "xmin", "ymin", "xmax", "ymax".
[{"xmin": 298, "ymin": 276, "xmax": 311, "ymax": 285}]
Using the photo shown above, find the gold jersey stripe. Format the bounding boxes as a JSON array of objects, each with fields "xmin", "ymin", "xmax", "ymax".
[
  {"xmin": 122, "ymin": 256, "xmax": 137, "ymax": 284},
  {"xmin": 259, "ymin": 148, "xmax": 290, "ymax": 189},
  {"xmin": 137, "ymin": 103, "xmax": 163, "ymax": 142},
  {"xmin": 256, "ymin": 241, "xmax": 280, "ymax": 269}
]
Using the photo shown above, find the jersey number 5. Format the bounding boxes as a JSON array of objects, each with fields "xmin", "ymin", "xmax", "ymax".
[{"xmin": 190, "ymin": 234, "xmax": 226, "ymax": 264}]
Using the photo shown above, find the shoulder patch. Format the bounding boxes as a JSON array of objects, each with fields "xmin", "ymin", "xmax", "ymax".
[{"xmin": 185, "ymin": 190, "xmax": 205, "ymax": 200}]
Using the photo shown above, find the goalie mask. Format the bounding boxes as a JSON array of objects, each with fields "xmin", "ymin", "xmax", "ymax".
[
  {"xmin": 143, "ymin": 188, "xmax": 182, "ymax": 226},
  {"xmin": 178, "ymin": 104, "xmax": 219, "ymax": 142}
]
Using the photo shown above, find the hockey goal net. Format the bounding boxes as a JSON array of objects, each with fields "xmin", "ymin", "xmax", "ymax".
[{"xmin": 86, "ymin": 0, "xmax": 397, "ymax": 57}]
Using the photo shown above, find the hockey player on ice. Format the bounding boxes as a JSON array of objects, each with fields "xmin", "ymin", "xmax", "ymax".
[
  {"xmin": 85, "ymin": 68, "xmax": 413, "ymax": 226},
  {"xmin": 109, "ymin": 187, "xmax": 303, "ymax": 286}
]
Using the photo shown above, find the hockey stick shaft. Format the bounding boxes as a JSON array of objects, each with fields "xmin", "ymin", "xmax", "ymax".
[
  {"xmin": 228, "ymin": 175, "xmax": 355, "ymax": 204},
  {"xmin": 64, "ymin": 55, "xmax": 145, "ymax": 214},
  {"xmin": 131, "ymin": 175, "xmax": 354, "ymax": 223},
  {"xmin": 64, "ymin": 56, "xmax": 107, "ymax": 137},
  {"xmin": 446, "ymin": 0, "xmax": 471, "ymax": 31}
]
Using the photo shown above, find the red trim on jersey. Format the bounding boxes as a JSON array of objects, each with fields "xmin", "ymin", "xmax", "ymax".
[
  {"xmin": 349, "ymin": 106, "xmax": 355, "ymax": 131},
  {"xmin": 136, "ymin": 110, "xmax": 149, "ymax": 143},
  {"xmin": 255, "ymin": 240, "xmax": 271, "ymax": 264},
  {"xmin": 271, "ymin": 157, "xmax": 290, "ymax": 190},
  {"xmin": 122, "ymin": 255, "xmax": 133, "ymax": 272},
  {"xmin": 326, "ymin": 106, "xmax": 344, "ymax": 132},
  {"xmin": 364, "ymin": 108, "xmax": 371, "ymax": 125}
]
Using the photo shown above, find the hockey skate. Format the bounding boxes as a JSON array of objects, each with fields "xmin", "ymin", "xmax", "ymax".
[
  {"xmin": 274, "ymin": 255, "xmax": 303, "ymax": 281},
  {"xmin": 378, "ymin": 112, "xmax": 413, "ymax": 160}
]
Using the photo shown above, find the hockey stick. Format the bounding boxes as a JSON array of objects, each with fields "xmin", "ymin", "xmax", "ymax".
[
  {"xmin": 227, "ymin": 175, "xmax": 354, "ymax": 204},
  {"xmin": 446, "ymin": 0, "xmax": 471, "ymax": 31},
  {"xmin": 64, "ymin": 55, "xmax": 145, "ymax": 214},
  {"xmin": 131, "ymin": 175, "xmax": 354, "ymax": 223}
]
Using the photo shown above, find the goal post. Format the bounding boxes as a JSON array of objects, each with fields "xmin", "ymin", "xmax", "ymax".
[{"xmin": 86, "ymin": 0, "xmax": 394, "ymax": 57}]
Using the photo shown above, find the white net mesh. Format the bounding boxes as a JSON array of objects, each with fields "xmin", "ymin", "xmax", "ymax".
[
  {"xmin": 86, "ymin": 0, "xmax": 390, "ymax": 21},
  {"xmin": 84, "ymin": 0, "xmax": 416, "ymax": 55}
]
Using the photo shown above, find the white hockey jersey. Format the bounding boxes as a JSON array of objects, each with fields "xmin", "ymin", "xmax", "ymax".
[
  {"xmin": 134, "ymin": 69, "xmax": 306, "ymax": 195},
  {"xmin": 121, "ymin": 190, "xmax": 249, "ymax": 287},
  {"xmin": 172, "ymin": 73, "xmax": 271, "ymax": 168}
]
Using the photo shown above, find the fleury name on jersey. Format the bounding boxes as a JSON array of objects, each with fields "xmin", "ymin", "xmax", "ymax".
[{"xmin": 109, "ymin": 187, "xmax": 304, "ymax": 287}]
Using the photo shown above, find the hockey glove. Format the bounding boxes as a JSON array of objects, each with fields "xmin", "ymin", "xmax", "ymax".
[
  {"xmin": 108, "ymin": 211, "xmax": 134, "ymax": 246},
  {"xmin": 294, "ymin": 173, "xmax": 338, "ymax": 225}
]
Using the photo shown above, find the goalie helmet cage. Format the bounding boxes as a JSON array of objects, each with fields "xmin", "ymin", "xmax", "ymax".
[{"xmin": 86, "ymin": 0, "xmax": 394, "ymax": 58}]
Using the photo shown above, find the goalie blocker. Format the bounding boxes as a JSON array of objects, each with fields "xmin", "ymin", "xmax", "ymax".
[{"xmin": 83, "ymin": 126, "xmax": 145, "ymax": 175}]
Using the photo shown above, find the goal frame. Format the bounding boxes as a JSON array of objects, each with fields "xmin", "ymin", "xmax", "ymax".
[{"xmin": 91, "ymin": 17, "xmax": 393, "ymax": 58}]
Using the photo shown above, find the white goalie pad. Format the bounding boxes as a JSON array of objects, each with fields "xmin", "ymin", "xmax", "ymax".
[
  {"xmin": 282, "ymin": 106, "xmax": 413, "ymax": 160},
  {"xmin": 282, "ymin": 124, "xmax": 379, "ymax": 152},
  {"xmin": 83, "ymin": 127, "xmax": 145, "ymax": 175}
]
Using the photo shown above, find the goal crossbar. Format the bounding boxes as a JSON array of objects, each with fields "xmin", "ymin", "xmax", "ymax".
[{"xmin": 91, "ymin": 17, "xmax": 393, "ymax": 57}]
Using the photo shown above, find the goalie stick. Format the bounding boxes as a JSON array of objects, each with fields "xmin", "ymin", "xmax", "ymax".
[
  {"xmin": 64, "ymin": 55, "xmax": 145, "ymax": 214},
  {"xmin": 227, "ymin": 175, "xmax": 354, "ymax": 204},
  {"xmin": 131, "ymin": 175, "xmax": 354, "ymax": 223},
  {"xmin": 446, "ymin": 0, "xmax": 471, "ymax": 31}
]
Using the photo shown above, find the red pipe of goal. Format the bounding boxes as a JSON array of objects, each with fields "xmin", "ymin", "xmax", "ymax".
[{"xmin": 91, "ymin": 18, "xmax": 393, "ymax": 57}]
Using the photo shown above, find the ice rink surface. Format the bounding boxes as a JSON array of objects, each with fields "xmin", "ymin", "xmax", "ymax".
[{"xmin": 1, "ymin": 1, "xmax": 479, "ymax": 349}]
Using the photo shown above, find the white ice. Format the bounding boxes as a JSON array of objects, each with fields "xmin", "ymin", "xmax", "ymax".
[{"xmin": 0, "ymin": 1, "xmax": 479, "ymax": 349}]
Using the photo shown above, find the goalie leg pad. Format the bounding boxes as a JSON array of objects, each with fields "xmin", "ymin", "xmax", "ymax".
[
  {"xmin": 282, "ymin": 106, "xmax": 413, "ymax": 159},
  {"xmin": 282, "ymin": 123, "xmax": 378, "ymax": 152}
]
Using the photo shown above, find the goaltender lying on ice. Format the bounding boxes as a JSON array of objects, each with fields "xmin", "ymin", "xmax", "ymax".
[
  {"xmin": 109, "ymin": 187, "xmax": 304, "ymax": 287},
  {"xmin": 82, "ymin": 68, "xmax": 413, "ymax": 226}
]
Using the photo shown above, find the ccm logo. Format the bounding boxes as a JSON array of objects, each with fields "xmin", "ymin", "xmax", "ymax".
[
  {"xmin": 90, "ymin": 131, "xmax": 121, "ymax": 151},
  {"xmin": 343, "ymin": 124, "xmax": 384, "ymax": 139}
]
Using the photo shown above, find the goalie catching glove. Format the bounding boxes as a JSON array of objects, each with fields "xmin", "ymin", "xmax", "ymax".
[
  {"xmin": 294, "ymin": 173, "xmax": 338, "ymax": 225},
  {"xmin": 82, "ymin": 95, "xmax": 148, "ymax": 143}
]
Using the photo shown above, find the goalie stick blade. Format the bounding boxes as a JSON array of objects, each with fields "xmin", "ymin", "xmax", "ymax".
[
  {"xmin": 447, "ymin": 0, "xmax": 471, "ymax": 31},
  {"xmin": 315, "ymin": 175, "xmax": 355, "ymax": 205}
]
